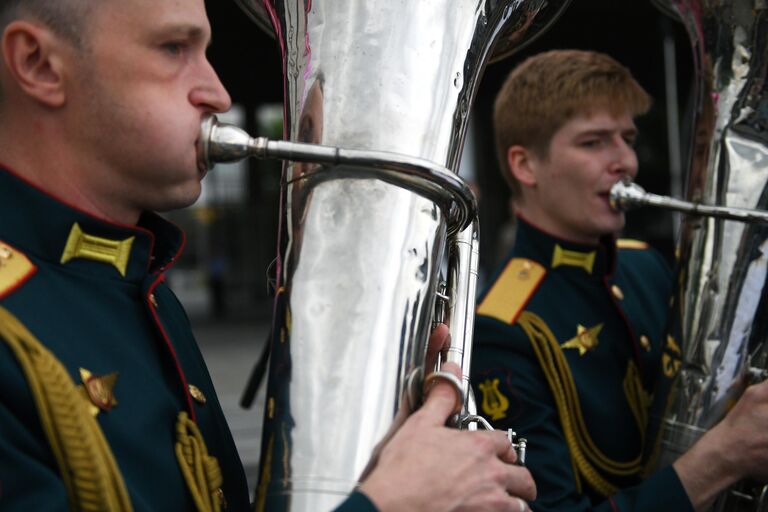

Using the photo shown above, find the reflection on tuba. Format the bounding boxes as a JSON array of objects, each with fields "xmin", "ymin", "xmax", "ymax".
[
  {"xmin": 201, "ymin": 1, "xmax": 570, "ymax": 510},
  {"xmin": 614, "ymin": 1, "xmax": 768, "ymax": 509}
]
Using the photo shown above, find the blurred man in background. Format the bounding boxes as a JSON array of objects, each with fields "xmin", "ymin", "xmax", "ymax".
[{"xmin": 472, "ymin": 49, "xmax": 768, "ymax": 512}]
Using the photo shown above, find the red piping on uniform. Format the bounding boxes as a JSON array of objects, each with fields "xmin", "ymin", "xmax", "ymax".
[
  {"xmin": 0, "ymin": 240, "xmax": 37, "ymax": 300},
  {"xmin": 0, "ymin": 266, "xmax": 37, "ymax": 301},
  {"xmin": 604, "ymin": 274, "xmax": 644, "ymax": 374},
  {"xmin": 515, "ymin": 212, "xmax": 602, "ymax": 248},
  {"xmin": 0, "ymin": 164, "xmax": 157, "ymax": 238},
  {"xmin": 150, "ymin": 221, "xmax": 186, "ymax": 276},
  {"xmin": 0, "ymin": 165, "xmax": 194, "ymax": 417},
  {"xmin": 608, "ymin": 496, "xmax": 620, "ymax": 512},
  {"xmin": 147, "ymin": 273, "xmax": 196, "ymax": 420},
  {"xmin": 506, "ymin": 265, "xmax": 546, "ymax": 325},
  {"xmin": 604, "ymin": 235, "xmax": 619, "ymax": 277},
  {"xmin": 0, "ymin": 164, "xmax": 162, "ymax": 274},
  {"xmin": 599, "ymin": 237, "xmax": 645, "ymax": 369}
]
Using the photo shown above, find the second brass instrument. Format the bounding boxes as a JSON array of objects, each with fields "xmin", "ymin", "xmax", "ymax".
[{"xmin": 613, "ymin": 1, "xmax": 768, "ymax": 509}]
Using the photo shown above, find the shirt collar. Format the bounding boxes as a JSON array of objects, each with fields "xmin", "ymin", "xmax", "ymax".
[
  {"xmin": 512, "ymin": 215, "xmax": 616, "ymax": 277},
  {"xmin": 0, "ymin": 165, "xmax": 184, "ymax": 282}
]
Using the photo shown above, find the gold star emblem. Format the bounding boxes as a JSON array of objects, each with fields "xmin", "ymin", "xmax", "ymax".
[
  {"xmin": 78, "ymin": 368, "xmax": 119, "ymax": 416},
  {"xmin": 561, "ymin": 323, "xmax": 604, "ymax": 356},
  {"xmin": 666, "ymin": 335, "xmax": 682, "ymax": 355}
]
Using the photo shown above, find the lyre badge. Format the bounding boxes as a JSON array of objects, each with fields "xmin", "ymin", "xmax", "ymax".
[
  {"xmin": 663, "ymin": 335, "xmax": 682, "ymax": 378},
  {"xmin": 479, "ymin": 378, "xmax": 509, "ymax": 421}
]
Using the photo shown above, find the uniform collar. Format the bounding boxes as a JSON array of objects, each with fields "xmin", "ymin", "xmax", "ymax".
[
  {"xmin": 0, "ymin": 165, "xmax": 184, "ymax": 282},
  {"xmin": 513, "ymin": 215, "xmax": 616, "ymax": 277}
]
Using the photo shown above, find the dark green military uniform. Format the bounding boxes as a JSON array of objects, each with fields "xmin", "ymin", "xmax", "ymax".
[
  {"xmin": 0, "ymin": 166, "xmax": 250, "ymax": 510},
  {"xmin": 472, "ymin": 217, "xmax": 691, "ymax": 512},
  {"xmin": 334, "ymin": 492, "xmax": 377, "ymax": 511}
]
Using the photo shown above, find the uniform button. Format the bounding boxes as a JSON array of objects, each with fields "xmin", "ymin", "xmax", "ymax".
[
  {"xmin": 0, "ymin": 244, "xmax": 12, "ymax": 266},
  {"xmin": 640, "ymin": 335, "xmax": 651, "ymax": 352},
  {"xmin": 519, "ymin": 261, "xmax": 532, "ymax": 280},
  {"xmin": 611, "ymin": 284, "xmax": 624, "ymax": 300},
  {"xmin": 149, "ymin": 293, "xmax": 158, "ymax": 308},
  {"xmin": 215, "ymin": 488, "xmax": 228, "ymax": 509},
  {"xmin": 189, "ymin": 384, "xmax": 207, "ymax": 404}
]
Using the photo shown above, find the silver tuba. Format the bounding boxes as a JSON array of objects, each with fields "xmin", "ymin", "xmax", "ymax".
[
  {"xmin": 613, "ymin": 1, "xmax": 768, "ymax": 509},
  {"xmin": 201, "ymin": 1, "xmax": 570, "ymax": 510}
]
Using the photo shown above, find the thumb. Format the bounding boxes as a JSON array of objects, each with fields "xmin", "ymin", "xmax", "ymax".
[{"xmin": 416, "ymin": 362, "xmax": 463, "ymax": 427}]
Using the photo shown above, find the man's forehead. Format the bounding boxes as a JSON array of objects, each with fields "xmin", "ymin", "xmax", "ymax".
[
  {"xmin": 563, "ymin": 110, "xmax": 637, "ymax": 134},
  {"xmin": 93, "ymin": 0, "xmax": 210, "ymax": 36}
]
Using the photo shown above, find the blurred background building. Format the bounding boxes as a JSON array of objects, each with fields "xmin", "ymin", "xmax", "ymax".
[{"xmin": 181, "ymin": 0, "xmax": 694, "ymax": 490}]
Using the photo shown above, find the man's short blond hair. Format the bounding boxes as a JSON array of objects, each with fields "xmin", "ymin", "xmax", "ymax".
[
  {"xmin": 0, "ymin": 0, "xmax": 94, "ymax": 48},
  {"xmin": 494, "ymin": 50, "xmax": 651, "ymax": 198},
  {"xmin": 0, "ymin": 0, "xmax": 95, "ymax": 103}
]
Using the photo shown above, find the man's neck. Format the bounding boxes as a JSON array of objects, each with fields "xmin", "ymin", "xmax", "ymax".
[
  {"xmin": 0, "ymin": 120, "xmax": 141, "ymax": 225},
  {"xmin": 514, "ymin": 203, "xmax": 600, "ymax": 245}
]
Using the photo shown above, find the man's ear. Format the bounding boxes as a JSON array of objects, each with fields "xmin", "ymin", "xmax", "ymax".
[
  {"xmin": 506, "ymin": 145, "xmax": 538, "ymax": 188},
  {"xmin": 2, "ymin": 20, "xmax": 68, "ymax": 108}
]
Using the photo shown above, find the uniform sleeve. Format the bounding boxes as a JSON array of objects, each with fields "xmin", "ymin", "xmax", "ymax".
[
  {"xmin": 0, "ymin": 342, "xmax": 68, "ymax": 511},
  {"xmin": 471, "ymin": 316, "xmax": 693, "ymax": 512},
  {"xmin": 333, "ymin": 491, "xmax": 378, "ymax": 512}
]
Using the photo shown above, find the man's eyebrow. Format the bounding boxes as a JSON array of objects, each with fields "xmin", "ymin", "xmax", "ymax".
[
  {"xmin": 575, "ymin": 127, "xmax": 638, "ymax": 138},
  {"xmin": 154, "ymin": 24, "xmax": 212, "ymax": 46}
]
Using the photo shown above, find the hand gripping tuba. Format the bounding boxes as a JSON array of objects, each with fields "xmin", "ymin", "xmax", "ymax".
[
  {"xmin": 611, "ymin": 1, "xmax": 768, "ymax": 509},
  {"xmin": 200, "ymin": 1, "xmax": 569, "ymax": 510}
]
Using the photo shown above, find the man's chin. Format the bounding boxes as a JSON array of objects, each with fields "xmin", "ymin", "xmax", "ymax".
[
  {"xmin": 151, "ymin": 184, "xmax": 203, "ymax": 213},
  {"xmin": 602, "ymin": 215, "xmax": 626, "ymax": 237}
]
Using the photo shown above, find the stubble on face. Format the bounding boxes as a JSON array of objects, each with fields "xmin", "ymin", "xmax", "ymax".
[
  {"xmin": 522, "ymin": 110, "xmax": 638, "ymax": 244},
  {"xmin": 63, "ymin": 0, "xmax": 214, "ymax": 222}
]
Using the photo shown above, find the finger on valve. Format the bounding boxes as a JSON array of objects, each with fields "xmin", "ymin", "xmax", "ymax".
[{"xmin": 425, "ymin": 323, "xmax": 450, "ymax": 371}]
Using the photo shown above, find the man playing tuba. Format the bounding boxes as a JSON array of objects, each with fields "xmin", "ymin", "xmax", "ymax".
[
  {"xmin": 472, "ymin": 49, "xmax": 768, "ymax": 511},
  {"xmin": 0, "ymin": 1, "xmax": 536, "ymax": 510}
]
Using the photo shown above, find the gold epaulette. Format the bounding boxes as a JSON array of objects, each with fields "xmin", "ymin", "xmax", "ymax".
[
  {"xmin": 0, "ymin": 241, "xmax": 36, "ymax": 299},
  {"xmin": 616, "ymin": 239, "xmax": 649, "ymax": 250},
  {"xmin": 477, "ymin": 258, "xmax": 545, "ymax": 325}
]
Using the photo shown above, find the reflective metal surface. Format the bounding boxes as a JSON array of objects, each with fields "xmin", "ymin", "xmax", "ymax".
[
  {"xmin": 610, "ymin": 178, "xmax": 768, "ymax": 223},
  {"xmin": 233, "ymin": 0, "xmax": 570, "ymax": 64},
  {"xmin": 226, "ymin": 1, "xmax": 570, "ymax": 510},
  {"xmin": 650, "ymin": 1, "xmax": 768, "ymax": 509},
  {"xmin": 198, "ymin": 115, "xmax": 478, "ymax": 233}
]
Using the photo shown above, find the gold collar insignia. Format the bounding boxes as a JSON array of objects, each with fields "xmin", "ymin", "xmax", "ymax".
[
  {"xmin": 61, "ymin": 223, "xmax": 134, "ymax": 277},
  {"xmin": 561, "ymin": 323, "xmax": 604, "ymax": 356},
  {"xmin": 78, "ymin": 368, "xmax": 119, "ymax": 416},
  {"xmin": 551, "ymin": 244, "xmax": 596, "ymax": 274}
]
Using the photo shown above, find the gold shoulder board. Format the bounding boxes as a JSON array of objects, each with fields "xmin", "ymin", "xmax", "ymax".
[
  {"xmin": 616, "ymin": 239, "xmax": 649, "ymax": 250},
  {"xmin": 0, "ymin": 241, "xmax": 36, "ymax": 299},
  {"xmin": 477, "ymin": 258, "xmax": 546, "ymax": 325}
]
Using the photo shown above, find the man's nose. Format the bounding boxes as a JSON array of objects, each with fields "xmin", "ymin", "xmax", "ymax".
[
  {"xmin": 609, "ymin": 138, "xmax": 638, "ymax": 178},
  {"xmin": 191, "ymin": 60, "xmax": 232, "ymax": 113}
]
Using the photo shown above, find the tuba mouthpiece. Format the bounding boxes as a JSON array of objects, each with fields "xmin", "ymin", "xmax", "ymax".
[
  {"xmin": 609, "ymin": 178, "xmax": 647, "ymax": 212},
  {"xmin": 197, "ymin": 114, "xmax": 261, "ymax": 172}
]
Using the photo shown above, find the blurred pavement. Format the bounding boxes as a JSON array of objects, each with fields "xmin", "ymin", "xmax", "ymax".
[{"xmin": 193, "ymin": 318, "xmax": 270, "ymax": 492}]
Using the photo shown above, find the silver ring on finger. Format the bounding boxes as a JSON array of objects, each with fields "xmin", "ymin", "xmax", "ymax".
[{"xmin": 423, "ymin": 370, "xmax": 464, "ymax": 415}]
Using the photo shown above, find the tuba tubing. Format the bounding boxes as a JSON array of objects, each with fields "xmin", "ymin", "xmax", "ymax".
[{"xmin": 205, "ymin": 2, "xmax": 570, "ymax": 510}]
